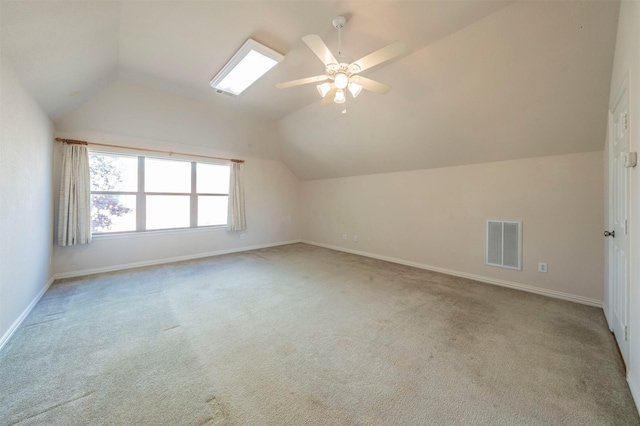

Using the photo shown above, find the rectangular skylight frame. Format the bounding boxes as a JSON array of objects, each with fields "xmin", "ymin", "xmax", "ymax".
[{"xmin": 209, "ymin": 38, "xmax": 284, "ymax": 97}]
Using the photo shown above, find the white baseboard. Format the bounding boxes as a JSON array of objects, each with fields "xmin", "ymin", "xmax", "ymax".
[
  {"xmin": 301, "ymin": 240, "xmax": 603, "ymax": 308},
  {"xmin": 603, "ymin": 303, "xmax": 614, "ymax": 331},
  {"xmin": 54, "ymin": 240, "xmax": 302, "ymax": 280},
  {"xmin": 628, "ymin": 370, "xmax": 640, "ymax": 416},
  {"xmin": 0, "ymin": 275, "xmax": 56, "ymax": 352}
]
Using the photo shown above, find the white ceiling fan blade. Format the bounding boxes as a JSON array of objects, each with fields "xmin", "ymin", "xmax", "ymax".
[
  {"xmin": 358, "ymin": 77, "xmax": 392, "ymax": 94},
  {"xmin": 321, "ymin": 87, "xmax": 337, "ymax": 106},
  {"xmin": 276, "ymin": 75, "xmax": 328, "ymax": 89},
  {"xmin": 352, "ymin": 41, "xmax": 406, "ymax": 73},
  {"xmin": 302, "ymin": 34, "xmax": 338, "ymax": 66}
]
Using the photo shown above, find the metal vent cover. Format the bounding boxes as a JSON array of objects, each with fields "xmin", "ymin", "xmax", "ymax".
[{"xmin": 486, "ymin": 220, "xmax": 522, "ymax": 270}]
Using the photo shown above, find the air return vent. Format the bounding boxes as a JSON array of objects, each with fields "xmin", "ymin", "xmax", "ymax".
[{"xmin": 486, "ymin": 220, "xmax": 522, "ymax": 270}]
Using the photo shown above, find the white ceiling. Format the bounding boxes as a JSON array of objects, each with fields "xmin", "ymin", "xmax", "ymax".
[{"xmin": 1, "ymin": 1, "xmax": 620, "ymax": 180}]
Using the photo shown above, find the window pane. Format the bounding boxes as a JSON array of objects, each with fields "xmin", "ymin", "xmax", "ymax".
[
  {"xmin": 198, "ymin": 196, "xmax": 228, "ymax": 226},
  {"xmin": 146, "ymin": 195, "xmax": 190, "ymax": 230},
  {"xmin": 89, "ymin": 153, "xmax": 137, "ymax": 192},
  {"xmin": 91, "ymin": 194, "xmax": 136, "ymax": 233},
  {"xmin": 145, "ymin": 158, "xmax": 191, "ymax": 193},
  {"xmin": 197, "ymin": 163, "xmax": 230, "ymax": 194}
]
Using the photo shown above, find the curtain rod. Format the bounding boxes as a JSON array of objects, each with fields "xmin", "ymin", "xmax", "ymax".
[{"xmin": 54, "ymin": 138, "xmax": 245, "ymax": 163}]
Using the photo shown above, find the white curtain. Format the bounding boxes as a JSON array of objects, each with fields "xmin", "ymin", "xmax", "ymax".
[
  {"xmin": 58, "ymin": 144, "xmax": 92, "ymax": 246},
  {"xmin": 227, "ymin": 161, "xmax": 247, "ymax": 231}
]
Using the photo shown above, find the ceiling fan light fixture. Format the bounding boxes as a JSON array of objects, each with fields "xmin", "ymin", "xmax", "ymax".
[
  {"xmin": 348, "ymin": 82, "xmax": 362, "ymax": 98},
  {"xmin": 334, "ymin": 73, "xmax": 349, "ymax": 89},
  {"xmin": 276, "ymin": 15, "xmax": 406, "ymax": 112},
  {"xmin": 317, "ymin": 82, "xmax": 332, "ymax": 97}
]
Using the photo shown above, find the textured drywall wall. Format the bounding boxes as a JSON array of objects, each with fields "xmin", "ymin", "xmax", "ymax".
[
  {"xmin": 52, "ymin": 106, "xmax": 299, "ymax": 276},
  {"xmin": 0, "ymin": 58, "xmax": 54, "ymax": 343},
  {"xmin": 300, "ymin": 152, "xmax": 604, "ymax": 302},
  {"xmin": 52, "ymin": 149, "xmax": 299, "ymax": 276},
  {"xmin": 55, "ymin": 80, "xmax": 282, "ymax": 161}
]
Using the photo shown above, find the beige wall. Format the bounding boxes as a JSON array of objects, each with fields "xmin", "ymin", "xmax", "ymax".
[
  {"xmin": 300, "ymin": 152, "xmax": 604, "ymax": 303},
  {"xmin": 55, "ymin": 80, "xmax": 282, "ymax": 162},
  {"xmin": 0, "ymin": 59, "xmax": 54, "ymax": 346},
  {"xmin": 607, "ymin": 0, "xmax": 640, "ymax": 410},
  {"xmin": 52, "ymin": 150, "xmax": 299, "ymax": 276},
  {"xmin": 51, "ymin": 81, "xmax": 300, "ymax": 277}
]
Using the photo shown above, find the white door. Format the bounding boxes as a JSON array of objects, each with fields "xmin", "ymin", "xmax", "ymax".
[{"xmin": 608, "ymin": 79, "xmax": 630, "ymax": 367}]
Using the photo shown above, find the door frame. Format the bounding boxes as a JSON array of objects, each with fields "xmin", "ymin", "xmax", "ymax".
[{"xmin": 606, "ymin": 72, "xmax": 631, "ymax": 366}]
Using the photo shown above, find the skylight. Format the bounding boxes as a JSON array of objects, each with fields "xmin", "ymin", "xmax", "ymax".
[{"xmin": 210, "ymin": 39, "xmax": 284, "ymax": 97}]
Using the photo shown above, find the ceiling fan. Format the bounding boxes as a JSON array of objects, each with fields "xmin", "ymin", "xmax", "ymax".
[{"xmin": 276, "ymin": 16, "xmax": 405, "ymax": 111}]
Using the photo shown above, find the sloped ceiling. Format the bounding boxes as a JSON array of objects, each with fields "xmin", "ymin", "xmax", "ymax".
[
  {"xmin": 0, "ymin": 1, "xmax": 120, "ymax": 119},
  {"xmin": 279, "ymin": 1, "xmax": 620, "ymax": 179},
  {"xmin": 0, "ymin": 1, "xmax": 619, "ymax": 180}
]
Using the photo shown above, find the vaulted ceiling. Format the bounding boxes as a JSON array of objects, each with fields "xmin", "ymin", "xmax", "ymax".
[{"xmin": 1, "ymin": 1, "xmax": 620, "ymax": 180}]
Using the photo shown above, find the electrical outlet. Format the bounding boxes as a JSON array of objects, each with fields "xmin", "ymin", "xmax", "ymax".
[
  {"xmin": 342, "ymin": 233, "xmax": 347, "ymax": 240},
  {"xmin": 538, "ymin": 262, "xmax": 548, "ymax": 273},
  {"xmin": 354, "ymin": 235, "xmax": 358, "ymax": 242}
]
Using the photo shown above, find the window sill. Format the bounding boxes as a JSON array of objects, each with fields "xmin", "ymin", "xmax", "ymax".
[{"xmin": 91, "ymin": 225, "xmax": 228, "ymax": 240}]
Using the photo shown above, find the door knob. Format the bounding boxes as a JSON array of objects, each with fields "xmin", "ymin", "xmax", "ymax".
[{"xmin": 604, "ymin": 230, "xmax": 615, "ymax": 238}]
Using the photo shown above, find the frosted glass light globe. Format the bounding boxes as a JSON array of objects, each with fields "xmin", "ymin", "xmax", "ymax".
[
  {"xmin": 317, "ymin": 82, "xmax": 331, "ymax": 97},
  {"xmin": 348, "ymin": 82, "xmax": 362, "ymax": 98},
  {"xmin": 334, "ymin": 73, "xmax": 349, "ymax": 89}
]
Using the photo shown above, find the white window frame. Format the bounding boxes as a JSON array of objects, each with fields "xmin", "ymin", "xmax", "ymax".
[{"xmin": 89, "ymin": 150, "xmax": 230, "ymax": 235}]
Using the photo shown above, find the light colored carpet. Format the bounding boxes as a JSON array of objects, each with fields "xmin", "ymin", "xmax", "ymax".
[{"xmin": 1, "ymin": 243, "xmax": 638, "ymax": 425}]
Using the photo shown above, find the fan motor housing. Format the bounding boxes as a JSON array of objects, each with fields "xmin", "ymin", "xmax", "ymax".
[{"xmin": 332, "ymin": 16, "xmax": 346, "ymax": 29}]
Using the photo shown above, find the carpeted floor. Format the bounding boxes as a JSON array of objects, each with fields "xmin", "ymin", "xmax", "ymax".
[{"xmin": 1, "ymin": 243, "xmax": 638, "ymax": 425}]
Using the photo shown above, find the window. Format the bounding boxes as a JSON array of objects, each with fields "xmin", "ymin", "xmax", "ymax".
[{"xmin": 89, "ymin": 152, "xmax": 230, "ymax": 234}]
